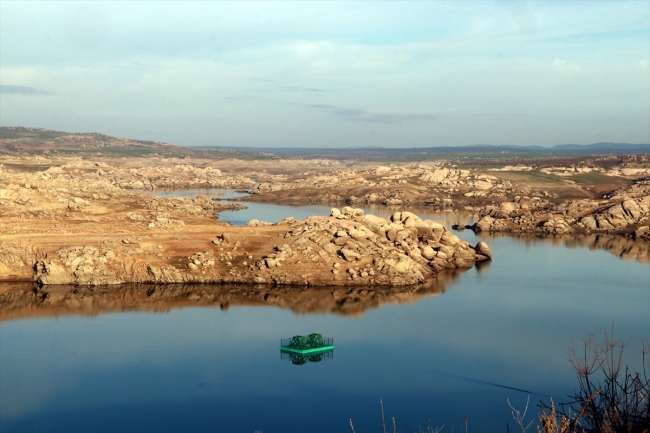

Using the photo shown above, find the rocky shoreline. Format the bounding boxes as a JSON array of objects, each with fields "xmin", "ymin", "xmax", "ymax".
[
  {"xmin": 2, "ymin": 149, "xmax": 649, "ymax": 288},
  {"xmin": 0, "ymin": 156, "xmax": 492, "ymax": 287},
  {"xmin": 3, "ymin": 206, "xmax": 491, "ymax": 287},
  {"xmin": 465, "ymin": 180, "xmax": 650, "ymax": 238}
]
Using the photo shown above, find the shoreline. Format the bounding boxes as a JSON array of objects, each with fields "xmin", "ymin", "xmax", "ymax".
[{"xmin": 1, "ymin": 207, "xmax": 492, "ymax": 287}]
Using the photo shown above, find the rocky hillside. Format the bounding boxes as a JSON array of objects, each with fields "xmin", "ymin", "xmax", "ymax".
[
  {"xmin": 0, "ymin": 127, "xmax": 174, "ymax": 154},
  {"xmin": 0, "ymin": 127, "xmax": 273, "ymax": 160},
  {"xmin": 2, "ymin": 207, "xmax": 491, "ymax": 286},
  {"xmin": 0, "ymin": 150, "xmax": 492, "ymax": 286},
  {"xmin": 469, "ymin": 180, "xmax": 650, "ymax": 237}
]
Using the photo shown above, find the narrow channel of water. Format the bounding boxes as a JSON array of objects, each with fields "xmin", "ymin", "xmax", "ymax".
[
  {"xmin": 1, "ymin": 189, "xmax": 647, "ymax": 433},
  {"xmin": 144, "ymin": 188, "xmax": 476, "ymax": 227}
]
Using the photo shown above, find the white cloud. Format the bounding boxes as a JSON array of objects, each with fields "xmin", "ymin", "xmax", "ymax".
[
  {"xmin": 0, "ymin": 66, "xmax": 43, "ymax": 83},
  {"xmin": 552, "ymin": 58, "xmax": 581, "ymax": 74},
  {"xmin": 291, "ymin": 41, "xmax": 333, "ymax": 57},
  {"xmin": 0, "ymin": 1, "xmax": 648, "ymax": 147}
]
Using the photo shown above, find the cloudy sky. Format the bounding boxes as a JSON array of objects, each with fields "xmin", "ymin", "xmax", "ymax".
[{"xmin": 1, "ymin": 1, "xmax": 648, "ymax": 148}]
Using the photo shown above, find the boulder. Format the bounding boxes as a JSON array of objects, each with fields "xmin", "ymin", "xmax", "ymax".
[
  {"xmin": 580, "ymin": 216, "xmax": 597, "ymax": 230},
  {"xmin": 375, "ymin": 166, "xmax": 391, "ymax": 175},
  {"xmin": 474, "ymin": 216, "xmax": 495, "ymax": 232},
  {"xmin": 35, "ymin": 261, "xmax": 76, "ymax": 285},
  {"xmin": 421, "ymin": 246, "xmax": 436, "ymax": 260},
  {"xmin": 622, "ymin": 199, "xmax": 642, "ymax": 219},
  {"xmin": 403, "ymin": 216, "xmax": 416, "ymax": 228},
  {"xmin": 474, "ymin": 242, "xmax": 492, "ymax": 258},
  {"xmin": 340, "ymin": 248, "xmax": 361, "ymax": 262}
]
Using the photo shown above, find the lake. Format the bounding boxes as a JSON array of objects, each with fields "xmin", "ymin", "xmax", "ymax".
[{"xmin": 1, "ymin": 190, "xmax": 648, "ymax": 433}]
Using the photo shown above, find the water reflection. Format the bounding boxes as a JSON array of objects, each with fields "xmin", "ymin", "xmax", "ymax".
[
  {"xmin": 3, "ymin": 189, "xmax": 645, "ymax": 433},
  {"xmin": 147, "ymin": 187, "xmax": 478, "ymax": 227},
  {"xmin": 473, "ymin": 232, "xmax": 650, "ymax": 265},
  {"xmin": 0, "ymin": 270, "xmax": 465, "ymax": 322},
  {"xmin": 281, "ymin": 350, "xmax": 334, "ymax": 365},
  {"xmin": 474, "ymin": 258, "xmax": 493, "ymax": 272},
  {"xmin": 1, "ymin": 232, "xmax": 647, "ymax": 433}
]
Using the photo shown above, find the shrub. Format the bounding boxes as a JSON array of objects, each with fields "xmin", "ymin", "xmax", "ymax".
[{"xmin": 539, "ymin": 327, "xmax": 649, "ymax": 433}]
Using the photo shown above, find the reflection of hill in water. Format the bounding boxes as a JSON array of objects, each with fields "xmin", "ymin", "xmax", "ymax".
[
  {"xmin": 475, "ymin": 232, "xmax": 650, "ymax": 265},
  {"xmin": 0, "ymin": 270, "xmax": 468, "ymax": 322}
]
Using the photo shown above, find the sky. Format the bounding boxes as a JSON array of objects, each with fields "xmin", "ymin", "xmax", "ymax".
[{"xmin": 0, "ymin": 1, "xmax": 648, "ymax": 148}]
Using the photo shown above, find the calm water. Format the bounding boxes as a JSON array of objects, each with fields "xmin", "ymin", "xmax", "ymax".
[
  {"xmin": 144, "ymin": 188, "xmax": 475, "ymax": 227},
  {"xmin": 1, "ymin": 190, "xmax": 648, "ymax": 433}
]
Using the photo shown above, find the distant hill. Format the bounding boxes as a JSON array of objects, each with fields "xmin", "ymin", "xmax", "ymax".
[
  {"xmin": 1, "ymin": 126, "xmax": 647, "ymax": 159},
  {"xmin": 0, "ymin": 126, "xmax": 173, "ymax": 155},
  {"xmin": 0, "ymin": 127, "xmax": 273, "ymax": 160},
  {"xmin": 551, "ymin": 142, "xmax": 649, "ymax": 153},
  {"xmin": 192, "ymin": 142, "xmax": 649, "ymax": 156}
]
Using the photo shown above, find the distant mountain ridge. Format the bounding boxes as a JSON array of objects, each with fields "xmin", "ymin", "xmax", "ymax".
[
  {"xmin": 551, "ymin": 142, "xmax": 649, "ymax": 152},
  {"xmin": 1, "ymin": 126, "xmax": 647, "ymax": 155},
  {"xmin": 192, "ymin": 142, "xmax": 649, "ymax": 154}
]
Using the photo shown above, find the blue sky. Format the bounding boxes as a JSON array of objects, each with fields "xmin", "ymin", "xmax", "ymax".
[{"xmin": 1, "ymin": 1, "xmax": 648, "ymax": 148}]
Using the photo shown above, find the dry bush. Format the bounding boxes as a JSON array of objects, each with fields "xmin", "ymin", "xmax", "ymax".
[
  {"xmin": 538, "ymin": 399, "xmax": 571, "ymax": 433},
  {"xmin": 540, "ymin": 327, "xmax": 650, "ymax": 433}
]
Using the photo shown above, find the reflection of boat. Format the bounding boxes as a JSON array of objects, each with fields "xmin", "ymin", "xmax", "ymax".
[
  {"xmin": 281, "ymin": 350, "xmax": 334, "ymax": 365},
  {"xmin": 280, "ymin": 334, "xmax": 334, "ymax": 365}
]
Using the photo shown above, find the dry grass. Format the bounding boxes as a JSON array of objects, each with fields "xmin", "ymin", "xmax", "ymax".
[{"xmin": 537, "ymin": 400, "xmax": 571, "ymax": 433}]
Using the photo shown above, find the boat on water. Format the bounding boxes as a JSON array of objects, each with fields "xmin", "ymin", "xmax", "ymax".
[{"xmin": 280, "ymin": 333, "xmax": 334, "ymax": 364}]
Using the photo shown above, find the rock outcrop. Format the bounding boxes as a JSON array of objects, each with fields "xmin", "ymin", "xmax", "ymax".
[
  {"xmin": 577, "ymin": 197, "xmax": 650, "ymax": 231},
  {"xmin": 18, "ymin": 208, "xmax": 491, "ymax": 287},
  {"xmin": 470, "ymin": 181, "xmax": 650, "ymax": 236},
  {"xmin": 249, "ymin": 164, "xmax": 513, "ymax": 206}
]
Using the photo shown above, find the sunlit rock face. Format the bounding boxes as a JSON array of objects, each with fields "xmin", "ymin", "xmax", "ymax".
[
  {"xmin": 15, "ymin": 208, "xmax": 489, "ymax": 287},
  {"xmin": 1, "ymin": 155, "xmax": 493, "ymax": 288},
  {"xmin": 470, "ymin": 180, "xmax": 650, "ymax": 237}
]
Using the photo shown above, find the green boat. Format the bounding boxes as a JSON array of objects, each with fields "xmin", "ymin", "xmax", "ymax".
[{"xmin": 280, "ymin": 333, "xmax": 334, "ymax": 355}]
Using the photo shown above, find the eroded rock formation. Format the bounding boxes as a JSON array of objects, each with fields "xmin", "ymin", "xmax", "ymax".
[
  {"xmin": 2, "ymin": 207, "xmax": 490, "ymax": 287},
  {"xmin": 470, "ymin": 180, "xmax": 650, "ymax": 236},
  {"xmin": 1, "ymin": 156, "xmax": 493, "ymax": 287}
]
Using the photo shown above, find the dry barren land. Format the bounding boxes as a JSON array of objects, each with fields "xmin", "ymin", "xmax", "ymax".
[{"xmin": 1, "ymin": 128, "xmax": 649, "ymax": 287}]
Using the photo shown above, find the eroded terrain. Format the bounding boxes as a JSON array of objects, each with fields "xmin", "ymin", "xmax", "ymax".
[
  {"xmin": 0, "ymin": 155, "xmax": 493, "ymax": 286},
  {"xmin": 468, "ymin": 179, "xmax": 650, "ymax": 237},
  {"xmin": 1, "ymin": 128, "xmax": 649, "ymax": 287}
]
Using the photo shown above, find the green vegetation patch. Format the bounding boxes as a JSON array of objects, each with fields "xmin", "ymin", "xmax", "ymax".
[
  {"xmin": 486, "ymin": 170, "xmax": 566, "ymax": 185},
  {"xmin": 0, "ymin": 127, "xmax": 66, "ymax": 140},
  {"xmin": 57, "ymin": 147, "xmax": 160, "ymax": 156},
  {"xmin": 569, "ymin": 173, "xmax": 633, "ymax": 186},
  {"xmin": 3, "ymin": 163, "xmax": 56, "ymax": 172}
]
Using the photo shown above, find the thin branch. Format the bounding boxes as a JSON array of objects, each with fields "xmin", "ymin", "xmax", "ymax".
[{"xmin": 381, "ymin": 398, "xmax": 387, "ymax": 433}]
